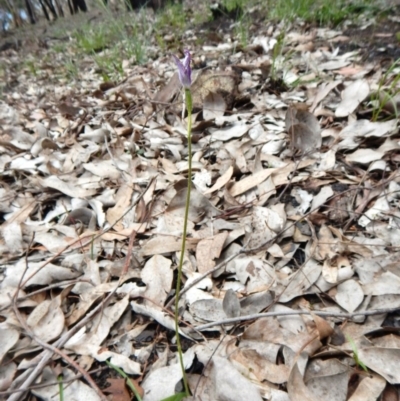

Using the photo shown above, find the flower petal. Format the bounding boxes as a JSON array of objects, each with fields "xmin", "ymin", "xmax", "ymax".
[{"xmin": 173, "ymin": 50, "xmax": 192, "ymax": 88}]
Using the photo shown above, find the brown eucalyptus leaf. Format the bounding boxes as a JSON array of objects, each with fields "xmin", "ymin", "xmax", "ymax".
[
  {"xmin": 287, "ymin": 363, "xmax": 320, "ymax": 401},
  {"xmin": 141, "ymin": 255, "xmax": 173, "ymax": 307},
  {"xmin": 347, "ymin": 375, "xmax": 386, "ymax": 401},
  {"xmin": 0, "ymin": 329, "xmax": 19, "ymax": 364},
  {"xmin": 357, "ymin": 347, "xmax": 400, "ymax": 384},
  {"xmin": 222, "ymin": 289, "xmax": 241, "ymax": 318},
  {"xmin": 286, "ymin": 105, "xmax": 321, "ymax": 153},
  {"xmin": 196, "ymin": 232, "xmax": 228, "ymax": 274},
  {"xmin": 27, "ymin": 297, "xmax": 64, "ymax": 343},
  {"xmin": 203, "ymin": 91, "xmax": 227, "ymax": 120},
  {"xmin": 166, "ymin": 184, "xmax": 220, "ymax": 223},
  {"xmin": 104, "ymin": 378, "xmax": 131, "ymax": 401}
]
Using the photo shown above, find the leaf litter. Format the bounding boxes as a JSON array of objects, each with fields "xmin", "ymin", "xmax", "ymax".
[{"xmin": 1, "ymin": 7, "xmax": 400, "ymax": 401}]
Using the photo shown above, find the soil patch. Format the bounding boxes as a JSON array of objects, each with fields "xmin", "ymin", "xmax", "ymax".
[{"xmin": 342, "ymin": 9, "xmax": 400, "ymax": 62}]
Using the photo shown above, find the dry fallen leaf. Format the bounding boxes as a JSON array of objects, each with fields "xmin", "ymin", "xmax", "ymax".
[
  {"xmin": 203, "ymin": 91, "xmax": 227, "ymax": 120},
  {"xmin": 2, "ymin": 11, "xmax": 400, "ymax": 401},
  {"xmin": 196, "ymin": 232, "xmax": 228, "ymax": 274},
  {"xmin": 285, "ymin": 105, "xmax": 322, "ymax": 154},
  {"xmin": 141, "ymin": 255, "xmax": 173, "ymax": 306},
  {"xmin": 222, "ymin": 289, "xmax": 241, "ymax": 318},
  {"xmin": 287, "ymin": 363, "xmax": 320, "ymax": 401},
  {"xmin": 104, "ymin": 378, "xmax": 131, "ymax": 401},
  {"xmin": 335, "ymin": 80, "xmax": 370, "ymax": 117}
]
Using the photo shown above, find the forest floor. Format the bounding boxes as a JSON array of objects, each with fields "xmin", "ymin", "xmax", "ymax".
[{"xmin": 1, "ymin": 1, "xmax": 400, "ymax": 401}]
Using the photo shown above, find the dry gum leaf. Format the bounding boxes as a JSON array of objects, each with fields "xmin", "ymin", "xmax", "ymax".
[{"xmin": 285, "ymin": 105, "xmax": 321, "ymax": 154}]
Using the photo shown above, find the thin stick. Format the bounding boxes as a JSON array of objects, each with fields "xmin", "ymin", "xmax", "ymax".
[{"xmin": 193, "ymin": 307, "xmax": 400, "ymax": 331}]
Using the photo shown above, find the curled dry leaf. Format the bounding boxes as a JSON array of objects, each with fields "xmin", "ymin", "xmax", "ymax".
[
  {"xmin": 335, "ymin": 80, "xmax": 370, "ymax": 117},
  {"xmin": 334, "ymin": 279, "xmax": 364, "ymax": 313},
  {"xmin": 279, "ymin": 259, "xmax": 322, "ymax": 303},
  {"xmin": 166, "ymin": 183, "xmax": 220, "ymax": 223},
  {"xmin": 204, "ymin": 165, "xmax": 234, "ymax": 195},
  {"xmin": 0, "ymin": 362, "xmax": 17, "ymax": 392},
  {"xmin": 285, "ymin": 105, "xmax": 322, "ymax": 154},
  {"xmin": 104, "ymin": 378, "xmax": 131, "ymax": 401},
  {"xmin": 304, "ymin": 359, "xmax": 350, "ymax": 401},
  {"xmin": 229, "ymin": 168, "xmax": 276, "ymax": 197},
  {"xmin": 141, "ymin": 255, "xmax": 173, "ymax": 307},
  {"xmin": 0, "ymin": 329, "xmax": 19, "ymax": 363},
  {"xmin": 189, "ymin": 298, "xmax": 227, "ymax": 322},
  {"xmin": 357, "ymin": 347, "xmax": 400, "ymax": 384},
  {"xmin": 287, "ymin": 363, "xmax": 320, "ymax": 401},
  {"xmin": 210, "ymin": 356, "xmax": 263, "ymax": 401},
  {"xmin": 27, "ymin": 297, "xmax": 65, "ymax": 343},
  {"xmin": 222, "ymin": 289, "xmax": 241, "ymax": 318},
  {"xmin": 196, "ymin": 232, "xmax": 228, "ymax": 274},
  {"xmin": 347, "ymin": 374, "xmax": 386, "ymax": 401},
  {"xmin": 230, "ymin": 347, "xmax": 290, "ymax": 384},
  {"xmin": 203, "ymin": 91, "xmax": 227, "ymax": 120},
  {"xmin": 310, "ymin": 313, "xmax": 334, "ymax": 340}
]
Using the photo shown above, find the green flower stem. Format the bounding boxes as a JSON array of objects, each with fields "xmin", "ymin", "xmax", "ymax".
[
  {"xmin": 57, "ymin": 375, "xmax": 64, "ymax": 401},
  {"xmin": 174, "ymin": 88, "xmax": 192, "ymax": 398}
]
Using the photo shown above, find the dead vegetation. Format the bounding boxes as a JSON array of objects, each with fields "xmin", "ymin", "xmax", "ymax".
[{"xmin": 0, "ymin": 2, "xmax": 400, "ymax": 400}]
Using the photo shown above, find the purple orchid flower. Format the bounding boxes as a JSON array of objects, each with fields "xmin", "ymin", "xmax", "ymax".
[{"xmin": 173, "ymin": 50, "xmax": 192, "ymax": 88}]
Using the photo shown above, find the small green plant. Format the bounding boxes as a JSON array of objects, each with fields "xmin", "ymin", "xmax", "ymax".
[
  {"xmin": 346, "ymin": 335, "xmax": 368, "ymax": 372},
  {"xmin": 271, "ymin": 31, "xmax": 286, "ymax": 82},
  {"xmin": 222, "ymin": 0, "xmax": 245, "ymax": 12},
  {"xmin": 156, "ymin": 2, "xmax": 186, "ymax": 31},
  {"xmin": 64, "ymin": 59, "xmax": 79, "ymax": 79},
  {"xmin": 93, "ymin": 51, "xmax": 125, "ymax": 81},
  {"xmin": 57, "ymin": 374, "xmax": 64, "ymax": 401},
  {"xmin": 371, "ymin": 59, "xmax": 400, "ymax": 121},
  {"xmin": 74, "ymin": 25, "xmax": 109, "ymax": 54},
  {"xmin": 24, "ymin": 59, "xmax": 38, "ymax": 77},
  {"xmin": 126, "ymin": 24, "xmax": 147, "ymax": 65},
  {"xmin": 192, "ymin": 7, "xmax": 211, "ymax": 25},
  {"xmin": 155, "ymin": 33, "xmax": 167, "ymax": 51},
  {"xmin": 268, "ymin": 0, "xmax": 381, "ymax": 26},
  {"xmin": 234, "ymin": 14, "xmax": 251, "ymax": 47},
  {"xmin": 52, "ymin": 43, "xmax": 67, "ymax": 54}
]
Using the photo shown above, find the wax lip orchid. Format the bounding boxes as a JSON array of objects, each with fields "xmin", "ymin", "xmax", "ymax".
[
  {"xmin": 172, "ymin": 50, "xmax": 192, "ymax": 88},
  {"xmin": 170, "ymin": 47, "xmax": 194, "ymax": 399}
]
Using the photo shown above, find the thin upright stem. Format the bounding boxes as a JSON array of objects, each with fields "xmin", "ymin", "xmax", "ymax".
[{"xmin": 174, "ymin": 88, "xmax": 193, "ymax": 397}]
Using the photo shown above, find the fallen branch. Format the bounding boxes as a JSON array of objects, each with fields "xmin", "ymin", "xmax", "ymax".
[{"xmin": 193, "ymin": 307, "xmax": 400, "ymax": 331}]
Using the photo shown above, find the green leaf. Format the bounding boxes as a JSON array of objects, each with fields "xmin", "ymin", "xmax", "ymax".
[
  {"xmin": 346, "ymin": 335, "xmax": 368, "ymax": 373},
  {"xmin": 159, "ymin": 392, "xmax": 187, "ymax": 401}
]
